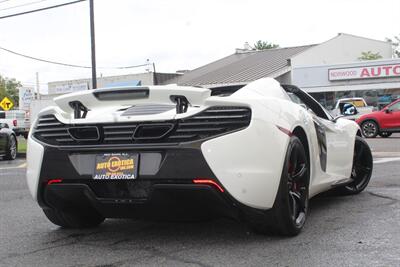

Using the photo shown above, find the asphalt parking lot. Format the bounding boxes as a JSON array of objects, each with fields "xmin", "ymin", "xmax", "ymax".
[{"xmin": 0, "ymin": 136, "xmax": 399, "ymax": 267}]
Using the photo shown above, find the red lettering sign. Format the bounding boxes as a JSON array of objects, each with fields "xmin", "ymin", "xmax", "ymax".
[
  {"xmin": 329, "ymin": 63, "xmax": 400, "ymax": 81},
  {"xmin": 360, "ymin": 68, "xmax": 370, "ymax": 78},
  {"xmin": 394, "ymin": 65, "xmax": 400, "ymax": 75}
]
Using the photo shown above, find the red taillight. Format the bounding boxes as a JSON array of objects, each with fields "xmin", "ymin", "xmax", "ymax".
[
  {"xmin": 47, "ymin": 179, "xmax": 63, "ymax": 185},
  {"xmin": 13, "ymin": 119, "xmax": 17, "ymax": 127},
  {"xmin": 193, "ymin": 179, "xmax": 224, "ymax": 192}
]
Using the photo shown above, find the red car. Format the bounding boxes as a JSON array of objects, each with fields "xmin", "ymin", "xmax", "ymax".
[{"xmin": 356, "ymin": 99, "xmax": 400, "ymax": 138}]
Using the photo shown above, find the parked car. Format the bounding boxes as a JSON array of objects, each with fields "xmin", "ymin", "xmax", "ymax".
[
  {"xmin": 331, "ymin": 97, "xmax": 374, "ymax": 120},
  {"xmin": 356, "ymin": 99, "xmax": 400, "ymax": 138},
  {"xmin": 0, "ymin": 122, "xmax": 17, "ymax": 160},
  {"xmin": 26, "ymin": 78, "xmax": 373, "ymax": 236},
  {"xmin": 0, "ymin": 110, "xmax": 30, "ymax": 138}
]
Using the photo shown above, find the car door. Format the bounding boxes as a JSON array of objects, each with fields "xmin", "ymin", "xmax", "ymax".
[
  {"xmin": 289, "ymin": 88, "xmax": 354, "ymax": 179},
  {"xmin": 315, "ymin": 117, "xmax": 354, "ymax": 179},
  {"xmin": 381, "ymin": 101, "xmax": 400, "ymax": 129}
]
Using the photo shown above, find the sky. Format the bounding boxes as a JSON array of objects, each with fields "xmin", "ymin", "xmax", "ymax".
[{"xmin": 0, "ymin": 0, "xmax": 399, "ymax": 93}]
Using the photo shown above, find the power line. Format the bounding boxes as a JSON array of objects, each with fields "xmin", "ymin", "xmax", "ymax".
[
  {"xmin": 0, "ymin": 45, "xmax": 150, "ymax": 69},
  {"xmin": 0, "ymin": 0, "xmax": 86, "ymax": 20},
  {"xmin": 0, "ymin": 0, "xmax": 51, "ymax": 12}
]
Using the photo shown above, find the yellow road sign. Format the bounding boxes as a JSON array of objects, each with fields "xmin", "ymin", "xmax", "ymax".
[{"xmin": 0, "ymin": 97, "xmax": 14, "ymax": 111}]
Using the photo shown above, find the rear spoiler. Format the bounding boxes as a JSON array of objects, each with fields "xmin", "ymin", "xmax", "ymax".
[{"xmin": 53, "ymin": 85, "xmax": 211, "ymax": 117}]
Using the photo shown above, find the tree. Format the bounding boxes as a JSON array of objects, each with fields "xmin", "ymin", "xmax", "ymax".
[
  {"xmin": 253, "ymin": 40, "xmax": 279, "ymax": 50},
  {"xmin": 385, "ymin": 35, "xmax": 400, "ymax": 58},
  {"xmin": 358, "ymin": 51, "xmax": 382, "ymax": 61},
  {"xmin": 0, "ymin": 74, "xmax": 21, "ymax": 107}
]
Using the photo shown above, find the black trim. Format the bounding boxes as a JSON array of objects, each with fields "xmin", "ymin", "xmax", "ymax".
[
  {"xmin": 379, "ymin": 127, "xmax": 400, "ymax": 133},
  {"xmin": 33, "ymin": 106, "xmax": 251, "ymax": 147},
  {"xmin": 282, "ymin": 84, "xmax": 333, "ymax": 121},
  {"xmin": 133, "ymin": 123, "xmax": 174, "ymax": 140},
  {"xmin": 93, "ymin": 87, "xmax": 150, "ymax": 101},
  {"xmin": 170, "ymin": 95, "xmax": 190, "ymax": 114},
  {"xmin": 69, "ymin": 101, "xmax": 89, "ymax": 119},
  {"xmin": 36, "ymin": 144, "xmax": 217, "ymax": 206},
  {"xmin": 313, "ymin": 120, "xmax": 327, "ymax": 172},
  {"xmin": 35, "ymin": 140, "xmax": 274, "ymax": 222},
  {"xmin": 43, "ymin": 183, "xmax": 238, "ymax": 220},
  {"xmin": 67, "ymin": 126, "xmax": 100, "ymax": 141}
]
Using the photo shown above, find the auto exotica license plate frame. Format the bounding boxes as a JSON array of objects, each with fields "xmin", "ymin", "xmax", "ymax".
[{"xmin": 93, "ymin": 153, "xmax": 138, "ymax": 180}]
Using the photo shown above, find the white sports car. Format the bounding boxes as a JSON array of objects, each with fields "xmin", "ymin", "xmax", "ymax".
[{"xmin": 26, "ymin": 78, "xmax": 373, "ymax": 236}]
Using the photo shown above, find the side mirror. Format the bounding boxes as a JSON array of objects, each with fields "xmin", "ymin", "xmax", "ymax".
[
  {"xmin": 385, "ymin": 109, "xmax": 391, "ymax": 114},
  {"xmin": 341, "ymin": 103, "xmax": 358, "ymax": 116}
]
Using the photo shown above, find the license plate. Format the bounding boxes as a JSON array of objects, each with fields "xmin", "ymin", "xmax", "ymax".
[{"xmin": 93, "ymin": 153, "xmax": 138, "ymax": 180}]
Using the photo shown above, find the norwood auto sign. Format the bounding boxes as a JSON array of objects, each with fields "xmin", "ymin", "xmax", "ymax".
[{"xmin": 329, "ymin": 64, "xmax": 400, "ymax": 81}]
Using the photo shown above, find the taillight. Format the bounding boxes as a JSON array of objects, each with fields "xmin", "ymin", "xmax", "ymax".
[
  {"xmin": 193, "ymin": 179, "xmax": 224, "ymax": 192},
  {"xmin": 47, "ymin": 179, "xmax": 63, "ymax": 185},
  {"xmin": 13, "ymin": 119, "xmax": 17, "ymax": 127}
]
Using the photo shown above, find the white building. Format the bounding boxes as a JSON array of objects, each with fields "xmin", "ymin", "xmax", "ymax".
[{"xmin": 176, "ymin": 33, "xmax": 397, "ymax": 108}]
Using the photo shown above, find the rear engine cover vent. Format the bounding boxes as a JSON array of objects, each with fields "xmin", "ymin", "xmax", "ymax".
[
  {"xmin": 121, "ymin": 104, "xmax": 175, "ymax": 116},
  {"xmin": 33, "ymin": 106, "xmax": 251, "ymax": 146},
  {"xmin": 133, "ymin": 123, "xmax": 174, "ymax": 140},
  {"xmin": 68, "ymin": 126, "xmax": 99, "ymax": 141}
]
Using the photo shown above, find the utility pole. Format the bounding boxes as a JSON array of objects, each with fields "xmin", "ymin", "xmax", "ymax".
[
  {"xmin": 35, "ymin": 72, "xmax": 41, "ymax": 100},
  {"xmin": 153, "ymin": 63, "xmax": 158, "ymax": 85},
  {"xmin": 89, "ymin": 0, "xmax": 97, "ymax": 89}
]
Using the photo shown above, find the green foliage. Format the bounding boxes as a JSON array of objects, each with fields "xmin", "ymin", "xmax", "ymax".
[
  {"xmin": 0, "ymin": 74, "xmax": 21, "ymax": 107},
  {"xmin": 358, "ymin": 51, "xmax": 383, "ymax": 61},
  {"xmin": 385, "ymin": 35, "xmax": 400, "ymax": 58},
  {"xmin": 253, "ymin": 40, "xmax": 279, "ymax": 50}
]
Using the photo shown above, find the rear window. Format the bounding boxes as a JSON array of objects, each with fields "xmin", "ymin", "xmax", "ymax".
[
  {"xmin": 350, "ymin": 100, "xmax": 366, "ymax": 107},
  {"xmin": 339, "ymin": 99, "xmax": 366, "ymax": 107}
]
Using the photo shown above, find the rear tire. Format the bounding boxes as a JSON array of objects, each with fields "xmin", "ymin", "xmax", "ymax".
[
  {"xmin": 361, "ymin": 120, "xmax": 378, "ymax": 138},
  {"xmin": 43, "ymin": 208, "xmax": 105, "ymax": 228},
  {"xmin": 249, "ymin": 136, "xmax": 309, "ymax": 236},
  {"xmin": 336, "ymin": 136, "xmax": 373, "ymax": 195},
  {"xmin": 4, "ymin": 135, "xmax": 17, "ymax": 160}
]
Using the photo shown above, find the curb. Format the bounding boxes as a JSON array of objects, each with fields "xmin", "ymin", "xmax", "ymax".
[{"xmin": 372, "ymin": 152, "xmax": 400, "ymax": 158}]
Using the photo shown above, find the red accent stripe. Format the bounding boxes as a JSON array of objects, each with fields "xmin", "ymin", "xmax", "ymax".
[
  {"xmin": 193, "ymin": 179, "xmax": 224, "ymax": 193},
  {"xmin": 276, "ymin": 125, "xmax": 293, "ymax": 136},
  {"xmin": 47, "ymin": 179, "xmax": 63, "ymax": 185}
]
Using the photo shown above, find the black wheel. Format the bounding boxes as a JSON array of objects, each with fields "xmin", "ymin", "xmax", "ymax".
[
  {"xmin": 43, "ymin": 208, "xmax": 105, "ymax": 228},
  {"xmin": 361, "ymin": 120, "xmax": 378, "ymax": 138},
  {"xmin": 5, "ymin": 135, "xmax": 17, "ymax": 160},
  {"xmin": 249, "ymin": 136, "xmax": 309, "ymax": 236},
  {"xmin": 379, "ymin": 132, "xmax": 392, "ymax": 138},
  {"xmin": 338, "ymin": 136, "xmax": 373, "ymax": 195}
]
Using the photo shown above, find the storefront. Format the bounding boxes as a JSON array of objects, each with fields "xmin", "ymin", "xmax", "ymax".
[{"xmin": 292, "ymin": 59, "xmax": 400, "ymax": 109}]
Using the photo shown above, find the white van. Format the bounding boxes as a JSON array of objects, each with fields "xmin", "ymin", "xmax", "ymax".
[{"xmin": 0, "ymin": 110, "xmax": 30, "ymax": 138}]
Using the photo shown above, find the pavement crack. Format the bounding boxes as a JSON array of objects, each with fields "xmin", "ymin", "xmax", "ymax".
[
  {"xmin": 368, "ymin": 192, "xmax": 399, "ymax": 205},
  {"xmin": 43, "ymin": 230, "xmax": 103, "ymax": 244},
  {"xmin": 0, "ymin": 242, "xmax": 76, "ymax": 263},
  {"xmin": 142, "ymin": 246, "xmax": 213, "ymax": 267}
]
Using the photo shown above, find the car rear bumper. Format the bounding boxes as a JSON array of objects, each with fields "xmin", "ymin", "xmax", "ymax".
[
  {"xmin": 28, "ymin": 136, "xmax": 276, "ymax": 221},
  {"xmin": 43, "ymin": 182, "xmax": 238, "ymax": 220},
  {"xmin": 33, "ymin": 144, "xmax": 271, "ymax": 222}
]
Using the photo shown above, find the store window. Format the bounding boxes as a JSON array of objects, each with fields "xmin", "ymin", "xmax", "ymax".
[{"xmin": 310, "ymin": 88, "xmax": 400, "ymax": 110}]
